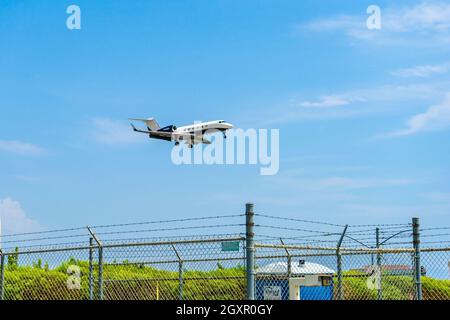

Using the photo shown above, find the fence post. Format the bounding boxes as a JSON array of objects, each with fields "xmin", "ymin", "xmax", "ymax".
[
  {"xmin": 171, "ymin": 244, "xmax": 183, "ymax": 300},
  {"xmin": 336, "ymin": 224, "xmax": 348, "ymax": 300},
  {"xmin": 0, "ymin": 250, "xmax": 5, "ymax": 300},
  {"xmin": 179, "ymin": 261, "xmax": 183, "ymax": 300},
  {"xmin": 376, "ymin": 227, "xmax": 383, "ymax": 300},
  {"xmin": 87, "ymin": 227, "xmax": 103, "ymax": 300},
  {"xmin": 98, "ymin": 246, "xmax": 104, "ymax": 300},
  {"xmin": 245, "ymin": 202, "xmax": 255, "ymax": 300},
  {"xmin": 88, "ymin": 237, "xmax": 94, "ymax": 300},
  {"xmin": 412, "ymin": 217, "xmax": 422, "ymax": 300},
  {"xmin": 280, "ymin": 238, "xmax": 291, "ymax": 278}
]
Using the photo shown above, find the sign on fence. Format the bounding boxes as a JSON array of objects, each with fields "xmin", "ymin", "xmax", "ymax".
[{"xmin": 221, "ymin": 241, "xmax": 240, "ymax": 252}]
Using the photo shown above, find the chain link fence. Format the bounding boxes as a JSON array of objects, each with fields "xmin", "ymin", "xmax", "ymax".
[
  {"xmin": 0, "ymin": 203, "xmax": 449, "ymax": 300},
  {"xmin": 0, "ymin": 236, "xmax": 246, "ymax": 300}
]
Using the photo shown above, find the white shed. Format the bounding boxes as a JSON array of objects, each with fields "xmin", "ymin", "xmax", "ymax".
[
  {"xmin": 256, "ymin": 261, "xmax": 335, "ymax": 300},
  {"xmin": 258, "ymin": 261, "xmax": 335, "ymax": 275}
]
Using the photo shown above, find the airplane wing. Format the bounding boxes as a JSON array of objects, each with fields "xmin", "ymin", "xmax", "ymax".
[
  {"xmin": 149, "ymin": 131, "xmax": 172, "ymax": 139},
  {"xmin": 131, "ymin": 124, "xmax": 173, "ymax": 141},
  {"xmin": 192, "ymin": 135, "xmax": 211, "ymax": 145},
  {"xmin": 170, "ymin": 132, "xmax": 212, "ymax": 145},
  {"xmin": 130, "ymin": 124, "xmax": 211, "ymax": 145},
  {"xmin": 201, "ymin": 137, "xmax": 212, "ymax": 144}
]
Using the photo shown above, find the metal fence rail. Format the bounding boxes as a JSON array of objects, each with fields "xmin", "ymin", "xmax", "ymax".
[{"xmin": 0, "ymin": 203, "xmax": 449, "ymax": 300}]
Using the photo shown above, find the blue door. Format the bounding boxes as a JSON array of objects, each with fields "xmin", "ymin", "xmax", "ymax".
[{"xmin": 299, "ymin": 284, "xmax": 333, "ymax": 300}]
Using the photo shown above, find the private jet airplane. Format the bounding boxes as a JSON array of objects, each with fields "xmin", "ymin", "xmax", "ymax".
[{"xmin": 129, "ymin": 118, "xmax": 234, "ymax": 148}]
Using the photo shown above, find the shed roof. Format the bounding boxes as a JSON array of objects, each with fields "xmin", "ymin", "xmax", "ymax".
[{"xmin": 257, "ymin": 261, "xmax": 335, "ymax": 275}]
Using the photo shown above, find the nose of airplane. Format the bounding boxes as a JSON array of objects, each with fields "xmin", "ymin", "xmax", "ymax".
[{"xmin": 226, "ymin": 122, "xmax": 234, "ymax": 129}]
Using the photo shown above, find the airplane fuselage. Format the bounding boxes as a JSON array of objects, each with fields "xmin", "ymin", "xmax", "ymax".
[
  {"xmin": 176, "ymin": 120, "xmax": 233, "ymax": 135},
  {"xmin": 130, "ymin": 118, "xmax": 234, "ymax": 147}
]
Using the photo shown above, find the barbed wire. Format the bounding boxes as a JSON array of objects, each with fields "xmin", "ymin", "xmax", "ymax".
[
  {"xmin": 0, "ymin": 226, "xmax": 88, "ymax": 238},
  {"xmin": 420, "ymin": 240, "xmax": 450, "ymax": 245},
  {"xmin": 348, "ymin": 223, "xmax": 411, "ymax": 228},
  {"xmin": 420, "ymin": 233, "xmax": 450, "ymax": 238},
  {"xmin": 255, "ymin": 224, "xmax": 341, "ymax": 236},
  {"xmin": 1, "ymin": 212, "xmax": 449, "ymax": 253},
  {"xmin": 0, "ymin": 240, "xmax": 89, "ymax": 252},
  {"xmin": 90, "ymin": 214, "xmax": 244, "ymax": 229},
  {"xmin": 255, "ymin": 214, "xmax": 344, "ymax": 227},
  {"xmin": 0, "ymin": 233, "xmax": 89, "ymax": 245},
  {"xmin": 421, "ymin": 227, "xmax": 450, "ymax": 232},
  {"xmin": 0, "ymin": 214, "xmax": 245, "ymax": 239},
  {"xmin": 100, "ymin": 233, "xmax": 245, "ymax": 244},
  {"xmin": 95, "ymin": 223, "xmax": 245, "ymax": 236}
]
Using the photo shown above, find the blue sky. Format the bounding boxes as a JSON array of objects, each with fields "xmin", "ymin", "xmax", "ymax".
[{"xmin": 1, "ymin": 0, "xmax": 450, "ymax": 235}]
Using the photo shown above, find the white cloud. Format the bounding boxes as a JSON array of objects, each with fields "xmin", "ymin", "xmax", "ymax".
[
  {"xmin": 272, "ymin": 171, "xmax": 415, "ymax": 191},
  {"xmin": 0, "ymin": 198, "xmax": 41, "ymax": 235},
  {"xmin": 300, "ymin": 14, "xmax": 378, "ymax": 41},
  {"xmin": 387, "ymin": 94, "xmax": 450, "ymax": 136},
  {"xmin": 304, "ymin": 14, "xmax": 362, "ymax": 33},
  {"xmin": 385, "ymin": 2, "xmax": 450, "ymax": 32},
  {"xmin": 91, "ymin": 118, "xmax": 146, "ymax": 146},
  {"xmin": 391, "ymin": 62, "xmax": 450, "ymax": 77},
  {"xmin": 0, "ymin": 140, "xmax": 46, "ymax": 156},
  {"xmin": 263, "ymin": 83, "xmax": 440, "ymax": 125},
  {"xmin": 298, "ymin": 2, "xmax": 450, "ymax": 46},
  {"xmin": 299, "ymin": 95, "xmax": 354, "ymax": 108}
]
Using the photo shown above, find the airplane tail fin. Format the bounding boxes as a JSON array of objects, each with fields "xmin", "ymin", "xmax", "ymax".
[{"xmin": 129, "ymin": 118, "xmax": 160, "ymax": 131}]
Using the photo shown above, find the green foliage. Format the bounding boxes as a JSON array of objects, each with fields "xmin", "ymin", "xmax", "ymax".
[
  {"xmin": 422, "ymin": 277, "xmax": 450, "ymax": 300},
  {"xmin": 340, "ymin": 271, "xmax": 449, "ymax": 300},
  {"xmin": 2, "ymin": 258, "xmax": 246, "ymax": 300},
  {"xmin": 32, "ymin": 259, "xmax": 42, "ymax": 269},
  {"xmin": 7, "ymin": 247, "xmax": 19, "ymax": 270},
  {"xmin": 2, "ymin": 258, "xmax": 449, "ymax": 300}
]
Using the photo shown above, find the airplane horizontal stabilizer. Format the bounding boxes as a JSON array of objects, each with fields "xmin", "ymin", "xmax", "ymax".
[{"xmin": 129, "ymin": 118, "xmax": 160, "ymax": 131}]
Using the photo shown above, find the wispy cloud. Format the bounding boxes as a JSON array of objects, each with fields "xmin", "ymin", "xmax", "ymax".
[
  {"xmin": 263, "ymin": 83, "xmax": 440, "ymax": 124},
  {"xmin": 91, "ymin": 118, "xmax": 146, "ymax": 146},
  {"xmin": 384, "ymin": 94, "xmax": 450, "ymax": 136},
  {"xmin": 0, "ymin": 140, "xmax": 46, "ymax": 156},
  {"xmin": 273, "ymin": 170, "xmax": 415, "ymax": 191},
  {"xmin": 299, "ymin": 95, "xmax": 356, "ymax": 108},
  {"xmin": 297, "ymin": 2, "xmax": 450, "ymax": 46},
  {"xmin": 300, "ymin": 14, "xmax": 371, "ymax": 40},
  {"xmin": 385, "ymin": 2, "xmax": 450, "ymax": 32},
  {"xmin": 391, "ymin": 62, "xmax": 450, "ymax": 77},
  {"xmin": 0, "ymin": 198, "xmax": 41, "ymax": 235}
]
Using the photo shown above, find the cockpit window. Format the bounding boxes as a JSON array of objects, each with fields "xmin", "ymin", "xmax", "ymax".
[{"xmin": 219, "ymin": 120, "xmax": 225, "ymax": 123}]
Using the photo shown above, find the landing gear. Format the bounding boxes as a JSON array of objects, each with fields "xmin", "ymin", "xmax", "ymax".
[
  {"xmin": 174, "ymin": 141, "xmax": 180, "ymax": 146},
  {"xmin": 188, "ymin": 144, "xmax": 193, "ymax": 148},
  {"xmin": 223, "ymin": 132, "xmax": 227, "ymax": 139}
]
